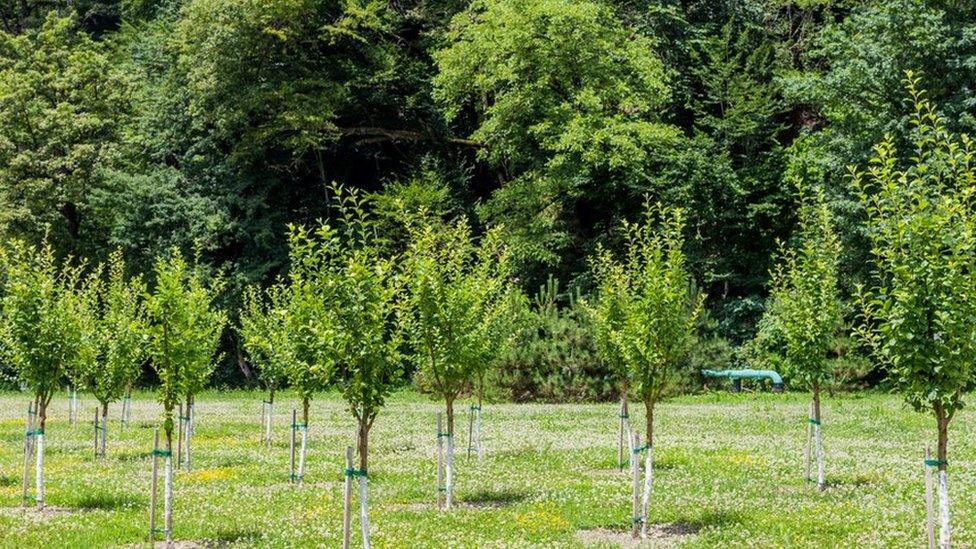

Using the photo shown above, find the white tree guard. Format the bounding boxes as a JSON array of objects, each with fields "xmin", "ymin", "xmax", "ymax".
[
  {"xmin": 358, "ymin": 476, "xmax": 371, "ymax": 549},
  {"xmin": 446, "ymin": 434, "xmax": 454, "ymax": 508},
  {"xmin": 937, "ymin": 470, "xmax": 949, "ymax": 549},
  {"xmin": 640, "ymin": 445, "xmax": 653, "ymax": 538},
  {"xmin": 34, "ymin": 433, "xmax": 44, "ymax": 509},
  {"xmin": 475, "ymin": 408, "xmax": 483, "ymax": 462},
  {"xmin": 814, "ymin": 423, "xmax": 824, "ymax": 489},
  {"xmin": 163, "ymin": 455, "xmax": 173, "ymax": 540},
  {"xmin": 297, "ymin": 427, "xmax": 308, "ymax": 485}
]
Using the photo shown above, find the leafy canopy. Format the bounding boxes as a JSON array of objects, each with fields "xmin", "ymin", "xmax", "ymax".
[
  {"xmin": 854, "ymin": 78, "xmax": 976, "ymax": 418},
  {"xmin": 0, "ymin": 240, "xmax": 89, "ymax": 409},
  {"xmin": 761, "ymin": 182, "xmax": 841, "ymax": 390},
  {"xmin": 402, "ymin": 217, "xmax": 516, "ymax": 404},
  {"xmin": 80, "ymin": 250, "xmax": 148, "ymax": 406},
  {"xmin": 588, "ymin": 203, "xmax": 704, "ymax": 403},
  {"xmin": 145, "ymin": 248, "xmax": 226, "ymax": 433}
]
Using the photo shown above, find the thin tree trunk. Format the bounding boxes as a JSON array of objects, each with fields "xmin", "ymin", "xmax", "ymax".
[
  {"xmin": 475, "ymin": 389, "xmax": 483, "ymax": 462},
  {"xmin": 101, "ymin": 402, "xmax": 108, "ymax": 457},
  {"xmin": 813, "ymin": 386, "xmax": 824, "ymax": 490},
  {"xmin": 935, "ymin": 406, "xmax": 950, "ymax": 549},
  {"xmin": 618, "ymin": 382, "xmax": 630, "ymax": 472},
  {"xmin": 357, "ymin": 417, "xmax": 370, "ymax": 472},
  {"xmin": 445, "ymin": 395, "xmax": 455, "ymax": 509}
]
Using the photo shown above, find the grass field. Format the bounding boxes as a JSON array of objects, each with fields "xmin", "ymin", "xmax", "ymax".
[{"xmin": 0, "ymin": 389, "xmax": 973, "ymax": 548}]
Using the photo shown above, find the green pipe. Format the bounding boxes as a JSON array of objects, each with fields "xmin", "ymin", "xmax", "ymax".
[{"xmin": 701, "ymin": 369, "xmax": 784, "ymax": 392}]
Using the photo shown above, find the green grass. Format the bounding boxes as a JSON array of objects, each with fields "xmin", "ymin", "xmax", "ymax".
[{"xmin": 0, "ymin": 389, "xmax": 973, "ymax": 547}]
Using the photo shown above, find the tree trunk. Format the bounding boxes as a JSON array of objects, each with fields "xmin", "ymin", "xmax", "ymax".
[
  {"xmin": 812, "ymin": 386, "xmax": 824, "ymax": 490},
  {"xmin": 445, "ymin": 395, "xmax": 455, "ymax": 508},
  {"xmin": 101, "ymin": 402, "xmax": 109, "ymax": 457},
  {"xmin": 935, "ymin": 404, "xmax": 950, "ymax": 548},
  {"xmin": 357, "ymin": 417, "xmax": 370, "ymax": 472},
  {"xmin": 475, "ymin": 387, "xmax": 483, "ymax": 461},
  {"xmin": 618, "ymin": 382, "xmax": 630, "ymax": 471}
]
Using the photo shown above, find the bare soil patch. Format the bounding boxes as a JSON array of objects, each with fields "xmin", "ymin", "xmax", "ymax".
[{"xmin": 575, "ymin": 523, "xmax": 696, "ymax": 547}]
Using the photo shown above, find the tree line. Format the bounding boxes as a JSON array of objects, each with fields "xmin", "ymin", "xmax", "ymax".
[{"xmin": 1, "ymin": 0, "xmax": 975, "ymax": 385}]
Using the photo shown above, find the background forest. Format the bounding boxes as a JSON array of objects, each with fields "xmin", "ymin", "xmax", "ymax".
[{"xmin": 1, "ymin": 0, "xmax": 974, "ymax": 396}]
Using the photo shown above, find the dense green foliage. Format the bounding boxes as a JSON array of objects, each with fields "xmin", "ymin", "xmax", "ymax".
[
  {"xmin": 854, "ymin": 80, "xmax": 976, "ymax": 464},
  {"xmin": 0, "ymin": 241, "xmax": 89, "ymax": 426},
  {"xmin": 0, "ymin": 0, "xmax": 974, "ymax": 392},
  {"xmin": 589, "ymin": 204, "xmax": 704, "ymax": 442},
  {"xmin": 79, "ymin": 250, "xmax": 147, "ymax": 413},
  {"xmin": 145, "ymin": 249, "xmax": 226, "ymax": 443}
]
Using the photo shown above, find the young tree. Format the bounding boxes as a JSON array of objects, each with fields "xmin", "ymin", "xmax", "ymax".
[
  {"xmin": 277, "ymin": 222, "xmax": 340, "ymax": 484},
  {"xmin": 402, "ymin": 218, "xmax": 515, "ymax": 508},
  {"xmin": 0, "ymin": 240, "xmax": 89, "ymax": 509},
  {"xmin": 854, "ymin": 79, "xmax": 976, "ymax": 548},
  {"xmin": 239, "ymin": 283, "xmax": 291, "ymax": 445},
  {"xmin": 586, "ymin": 259, "xmax": 632, "ymax": 470},
  {"xmin": 81, "ymin": 250, "xmax": 147, "ymax": 458},
  {"xmin": 763, "ymin": 182, "xmax": 841, "ymax": 490},
  {"xmin": 467, "ymin": 286, "xmax": 524, "ymax": 461},
  {"xmin": 145, "ymin": 249, "xmax": 226, "ymax": 541},
  {"xmin": 589, "ymin": 204, "xmax": 704, "ymax": 538}
]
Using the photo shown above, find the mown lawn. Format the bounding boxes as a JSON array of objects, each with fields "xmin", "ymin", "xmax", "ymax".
[{"xmin": 0, "ymin": 389, "xmax": 973, "ymax": 547}]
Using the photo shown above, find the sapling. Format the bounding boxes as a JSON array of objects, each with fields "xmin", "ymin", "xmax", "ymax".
[
  {"xmin": 239, "ymin": 283, "xmax": 290, "ymax": 446},
  {"xmin": 763, "ymin": 182, "xmax": 841, "ymax": 490},
  {"xmin": 854, "ymin": 77, "xmax": 976, "ymax": 549},
  {"xmin": 402, "ymin": 218, "xmax": 514, "ymax": 508},
  {"xmin": 0, "ymin": 241, "xmax": 89, "ymax": 509},
  {"xmin": 468, "ymin": 285, "xmax": 524, "ymax": 461},
  {"xmin": 145, "ymin": 249, "xmax": 226, "ymax": 540},
  {"xmin": 299, "ymin": 185, "xmax": 402, "ymax": 545},
  {"xmin": 587, "ymin": 260, "xmax": 631, "ymax": 471},
  {"xmin": 81, "ymin": 250, "xmax": 147, "ymax": 458},
  {"xmin": 280, "ymin": 222, "xmax": 340, "ymax": 484},
  {"xmin": 589, "ymin": 203, "xmax": 704, "ymax": 538}
]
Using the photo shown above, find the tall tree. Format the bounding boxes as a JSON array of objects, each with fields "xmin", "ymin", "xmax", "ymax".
[
  {"xmin": 854, "ymin": 80, "xmax": 976, "ymax": 548},
  {"xmin": 0, "ymin": 240, "xmax": 89, "ymax": 509},
  {"xmin": 433, "ymin": 0, "xmax": 679, "ymax": 284},
  {"xmin": 762, "ymin": 182, "xmax": 841, "ymax": 490},
  {"xmin": 0, "ymin": 14, "xmax": 131, "ymax": 257},
  {"xmin": 589, "ymin": 202, "xmax": 704, "ymax": 538},
  {"xmin": 80, "ymin": 250, "xmax": 147, "ymax": 457},
  {"xmin": 145, "ymin": 248, "xmax": 226, "ymax": 541},
  {"xmin": 402, "ymin": 217, "xmax": 515, "ymax": 508}
]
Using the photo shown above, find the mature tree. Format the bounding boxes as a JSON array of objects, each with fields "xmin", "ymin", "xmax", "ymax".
[
  {"xmin": 0, "ymin": 14, "xmax": 131, "ymax": 257},
  {"xmin": 433, "ymin": 0, "xmax": 679, "ymax": 282},
  {"xmin": 0, "ymin": 240, "xmax": 89, "ymax": 509},
  {"xmin": 854, "ymin": 81, "xmax": 976, "ymax": 548},
  {"xmin": 81, "ymin": 250, "xmax": 147, "ymax": 457},
  {"xmin": 762, "ymin": 182, "xmax": 841, "ymax": 490},
  {"xmin": 402, "ymin": 217, "xmax": 515, "ymax": 508},
  {"xmin": 589, "ymin": 203, "xmax": 704, "ymax": 538},
  {"xmin": 145, "ymin": 249, "xmax": 226, "ymax": 540}
]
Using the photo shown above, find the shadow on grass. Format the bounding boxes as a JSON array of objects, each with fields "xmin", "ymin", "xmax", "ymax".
[
  {"xmin": 75, "ymin": 492, "xmax": 143, "ymax": 511},
  {"xmin": 0, "ymin": 474, "xmax": 18, "ymax": 487},
  {"xmin": 460, "ymin": 489, "xmax": 528, "ymax": 508},
  {"xmin": 822, "ymin": 474, "xmax": 884, "ymax": 488},
  {"xmin": 209, "ymin": 527, "xmax": 262, "ymax": 544}
]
